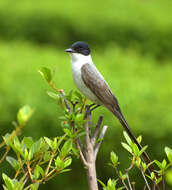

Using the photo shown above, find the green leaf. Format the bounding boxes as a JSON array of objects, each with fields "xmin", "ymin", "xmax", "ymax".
[
  {"xmin": 97, "ymin": 179, "xmax": 106, "ymax": 188},
  {"xmin": 56, "ymin": 134, "xmax": 67, "ymax": 150},
  {"xmin": 156, "ymin": 177, "xmax": 162, "ymax": 185},
  {"xmin": 165, "ymin": 147, "xmax": 172, "ymax": 164},
  {"xmin": 76, "ymin": 131, "xmax": 87, "ymax": 138},
  {"xmin": 23, "ymin": 137, "xmax": 34, "ymax": 149},
  {"xmin": 2, "ymin": 173, "xmax": 14, "ymax": 190},
  {"xmin": 2, "ymin": 134, "xmax": 11, "ymax": 146},
  {"xmin": 110, "ymin": 151, "xmax": 118, "ymax": 166},
  {"xmin": 55, "ymin": 156, "xmax": 64, "ymax": 170},
  {"xmin": 47, "ymin": 91, "xmax": 59, "ymax": 100},
  {"xmin": 165, "ymin": 169, "xmax": 172, "ymax": 186},
  {"xmin": 64, "ymin": 157, "xmax": 72, "ymax": 168},
  {"xmin": 107, "ymin": 178, "xmax": 117, "ymax": 189},
  {"xmin": 44, "ymin": 137, "xmax": 52, "ymax": 149},
  {"xmin": 74, "ymin": 91, "xmax": 83, "ymax": 100},
  {"xmin": 29, "ymin": 139, "xmax": 42, "ymax": 160},
  {"xmin": 162, "ymin": 159, "xmax": 167, "ymax": 169},
  {"xmin": 59, "ymin": 169, "xmax": 71, "ymax": 174},
  {"xmin": 154, "ymin": 160, "xmax": 163, "ymax": 169},
  {"xmin": 75, "ymin": 113, "xmax": 84, "ymax": 123},
  {"xmin": 123, "ymin": 131, "xmax": 132, "ymax": 145},
  {"xmin": 3, "ymin": 185, "xmax": 9, "ymax": 190},
  {"xmin": 6, "ymin": 156, "xmax": 20, "ymax": 171},
  {"xmin": 141, "ymin": 162, "xmax": 147, "ymax": 173},
  {"xmin": 138, "ymin": 145, "xmax": 148, "ymax": 157},
  {"xmin": 13, "ymin": 136, "xmax": 21, "ymax": 149},
  {"xmin": 51, "ymin": 138, "xmax": 58, "ymax": 150},
  {"xmin": 137, "ymin": 135, "xmax": 142, "ymax": 143},
  {"xmin": 38, "ymin": 67, "xmax": 52, "ymax": 83},
  {"xmin": 43, "ymin": 151, "xmax": 51, "ymax": 162},
  {"xmin": 72, "ymin": 146, "xmax": 79, "ymax": 157},
  {"xmin": 135, "ymin": 157, "xmax": 141, "ymax": 167},
  {"xmin": 23, "ymin": 148, "xmax": 29, "ymax": 160},
  {"xmin": 60, "ymin": 140, "xmax": 72, "ymax": 158},
  {"xmin": 34, "ymin": 165, "xmax": 44, "ymax": 179},
  {"xmin": 117, "ymin": 187, "xmax": 125, "ymax": 190},
  {"xmin": 66, "ymin": 90, "xmax": 73, "ymax": 101},
  {"xmin": 30, "ymin": 182, "xmax": 39, "ymax": 190},
  {"xmin": 17, "ymin": 105, "xmax": 33, "ymax": 126},
  {"xmin": 31, "ymin": 139, "xmax": 42, "ymax": 154},
  {"xmin": 132, "ymin": 143, "xmax": 140, "ymax": 156},
  {"xmin": 121, "ymin": 142, "xmax": 132, "ymax": 154},
  {"xmin": 63, "ymin": 128, "xmax": 72, "ymax": 137}
]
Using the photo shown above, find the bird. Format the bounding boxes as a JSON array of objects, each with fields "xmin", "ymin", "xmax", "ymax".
[{"xmin": 65, "ymin": 41, "xmax": 151, "ymax": 165}]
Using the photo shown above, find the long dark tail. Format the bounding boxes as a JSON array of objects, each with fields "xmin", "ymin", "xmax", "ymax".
[{"xmin": 111, "ymin": 108, "xmax": 153, "ymax": 170}]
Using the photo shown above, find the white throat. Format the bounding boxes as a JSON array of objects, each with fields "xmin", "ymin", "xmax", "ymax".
[{"xmin": 69, "ymin": 53, "xmax": 93, "ymax": 69}]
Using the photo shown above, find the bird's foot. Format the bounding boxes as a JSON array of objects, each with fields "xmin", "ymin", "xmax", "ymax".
[{"xmin": 87, "ymin": 104, "xmax": 100, "ymax": 112}]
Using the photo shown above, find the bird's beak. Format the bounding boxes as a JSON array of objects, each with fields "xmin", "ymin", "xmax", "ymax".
[{"xmin": 65, "ymin": 48, "xmax": 76, "ymax": 53}]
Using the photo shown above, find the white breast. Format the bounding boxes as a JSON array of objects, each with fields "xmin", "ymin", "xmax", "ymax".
[{"xmin": 70, "ymin": 53, "xmax": 101, "ymax": 104}]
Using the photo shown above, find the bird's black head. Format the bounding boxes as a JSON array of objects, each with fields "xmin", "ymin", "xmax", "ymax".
[{"xmin": 65, "ymin": 41, "xmax": 90, "ymax": 56}]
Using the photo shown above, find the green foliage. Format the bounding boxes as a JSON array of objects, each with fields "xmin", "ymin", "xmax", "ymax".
[
  {"xmin": 38, "ymin": 67, "xmax": 52, "ymax": 83},
  {"xmin": 0, "ymin": 104, "xmax": 76, "ymax": 190},
  {"xmin": 17, "ymin": 105, "xmax": 33, "ymax": 126},
  {"xmin": 1, "ymin": 66, "xmax": 172, "ymax": 189},
  {"xmin": 0, "ymin": 41, "xmax": 172, "ymax": 189},
  {"xmin": 105, "ymin": 133, "xmax": 172, "ymax": 189},
  {"xmin": 165, "ymin": 147, "xmax": 172, "ymax": 165}
]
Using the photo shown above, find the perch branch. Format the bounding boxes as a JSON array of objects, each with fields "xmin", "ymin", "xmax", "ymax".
[
  {"xmin": 94, "ymin": 125, "xmax": 108, "ymax": 158},
  {"xmin": 91, "ymin": 116, "xmax": 103, "ymax": 146}
]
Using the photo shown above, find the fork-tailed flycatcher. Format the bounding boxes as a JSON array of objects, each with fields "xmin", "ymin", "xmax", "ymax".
[{"xmin": 65, "ymin": 41, "xmax": 151, "ymax": 165}]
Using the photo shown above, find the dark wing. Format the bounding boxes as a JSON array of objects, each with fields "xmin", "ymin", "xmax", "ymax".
[{"xmin": 81, "ymin": 63, "xmax": 122, "ymax": 114}]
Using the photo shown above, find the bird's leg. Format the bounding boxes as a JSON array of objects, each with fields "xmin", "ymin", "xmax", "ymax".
[
  {"xmin": 87, "ymin": 103, "xmax": 100, "ymax": 112},
  {"xmin": 90, "ymin": 105, "xmax": 100, "ymax": 112},
  {"xmin": 88, "ymin": 103, "xmax": 96, "ymax": 109}
]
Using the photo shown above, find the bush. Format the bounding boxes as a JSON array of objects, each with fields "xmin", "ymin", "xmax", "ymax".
[{"xmin": 0, "ymin": 41, "xmax": 172, "ymax": 189}]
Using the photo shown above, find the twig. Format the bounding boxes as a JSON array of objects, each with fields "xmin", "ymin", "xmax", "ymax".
[
  {"xmin": 76, "ymin": 138, "xmax": 89, "ymax": 167},
  {"xmin": 94, "ymin": 125, "xmax": 108, "ymax": 158},
  {"xmin": 126, "ymin": 172, "xmax": 133, "ymax": 190},
  {"xmin": 91, "ymin": 116, "xmax": 103, "ymax": 146},
  {"xmin": 140, "ymin": 168, "xmax": 151, "ymax": 190},
  {"xmin": 48, "ymin": 84, "xmax": 71, "ymax": 113},
  {"xmin": 125, "ymin": 162, "xmax": 134, "ymax": 190},
  {"xmin": 0, "ymin": 146, "xmax": 10, "ymax": 164},
  {"xmin": 84, "ymin": 107, "xmax": 99, "ymax": 190},
  {"xmin": 162, "ymin": 174, "xmax": 165, "ymax": 190},
  {"xmin": 152, "ymin": 178, "xmax": 156, "ymax": 190},
  {"xmin": 114, "ymin": 167, "xmax": 129, "ymax": 190},
  {"xmin": 26, "ymin": 162, "xmax": 33, "ymax": 182},
  {"xmin": 59, "ymin": 89, "xmax": 71, "ymax": 113},
  {"xmin": 131, "ymin": 182, "xmax": 135, "ymax": 190},
  {"xmin": 45, "ymin": 151, "xmax": 55, "ymax": 176},
  {"xmin": 143, "ymin": 184, "xmax": 146, "ymax": 190}
]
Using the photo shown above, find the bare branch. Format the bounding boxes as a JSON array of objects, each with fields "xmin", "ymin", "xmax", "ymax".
[
  {"xmin": 94, "ymin": 125, "xmax": 108, "ymax": 158},
  {"xmin": 85, "ymin": 106, "xmax": 91, "ymax": 144},
  {"xmin": 91, "ymin": 116, "xmax": 103, "ymax": 146},
  {"xmin": 114, "ymin": 167, "xmax": 129, "ymax": 190},
  {"xmin": 84, "ymin": 107, "xmax": 99, "ymax": 190},
  {"xmin": 162, "ymin": 175, "xmax": 166, "ymax": 190},
  {"xmin": 126, "ymin": 172, "xmax": 133, "ymax": 190},
  {"xmin": 140, "ymin": 168, "xmax": 151, "ymax": 190},
  {"xmin": 76, "ymin": 138, "xmax": 89, "ymax": 167},
  {"xmin": 59, "ymin": 89, "xmax": 71, "ymax": 113},
  {"xmin": 79, "ymin": 149, "xmax": 89, "ymax": 167}
]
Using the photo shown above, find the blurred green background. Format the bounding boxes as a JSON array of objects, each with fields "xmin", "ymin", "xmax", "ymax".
[{"xmin": 0, "ymin": 0, "xmax": 172, "ymax": 189}]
